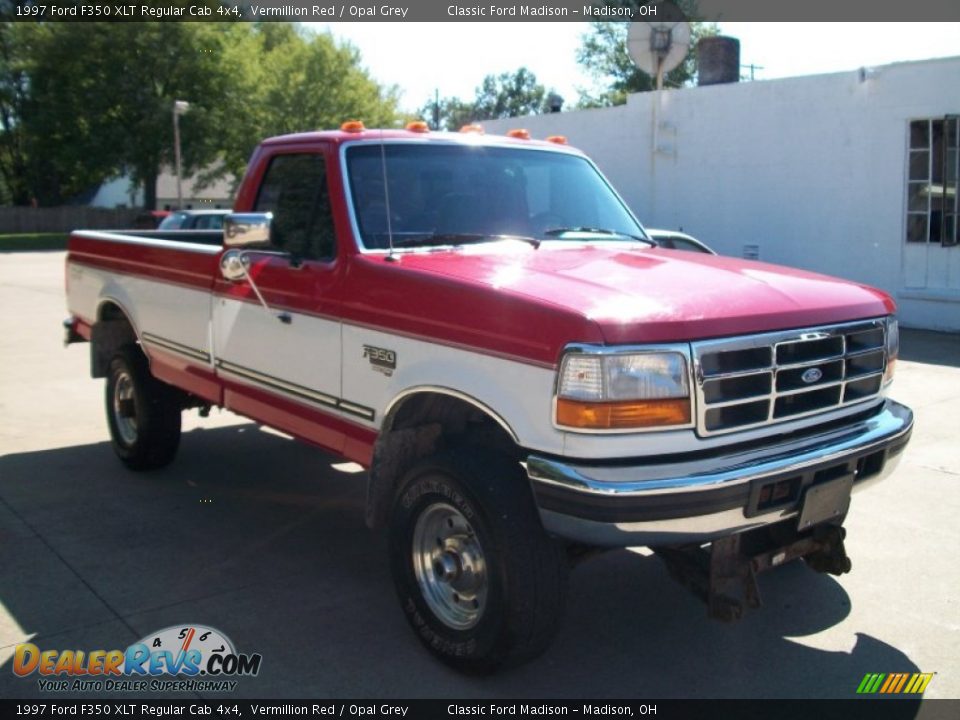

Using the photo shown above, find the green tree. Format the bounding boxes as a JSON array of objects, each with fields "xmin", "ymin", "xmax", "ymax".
[
  {"xmin": 216, "ymin": 25, "xmax": 400, "ymax": 186},
  {"xmin": 17, "ymin": 20, "xmax": 250, "ymax": 207},
  {"xmin": 0, "ymin": 21, "xmax": 29, "ymax": 205},
  {"xmin": 576, "ymin": 1, "xmax": 717, "ymax": 107},
  {"xmin": 421, "ymin": 67, "xmax": 552, "ymax": 131},
  {"xmin": 424, "ymin": 96, "xmax": 477, "ymax": 133},
  {"xmin": 473, "ymin": 68, "xmax": 549, "ymax": 121},
  {"xmin": 0, "ymin": 19, "xmax": 400, "ymax": 207}
]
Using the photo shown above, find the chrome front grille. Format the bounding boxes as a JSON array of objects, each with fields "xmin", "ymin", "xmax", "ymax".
[{"xmin": 692, "ymin": 320, "xmax": 887, "ymax": 436}]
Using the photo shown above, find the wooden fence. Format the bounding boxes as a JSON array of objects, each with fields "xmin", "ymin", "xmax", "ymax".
[{"xmin": 0, "ymin": 207, "xmax": 144, "ymax": 234}]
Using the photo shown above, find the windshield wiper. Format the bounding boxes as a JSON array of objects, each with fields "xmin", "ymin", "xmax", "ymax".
[
  {"xmin": 392, "ymin": 233, "xmax": 541, "ymax": 249},
  {"xmin": 543, "ymin": 226, "xmax": 653, "ymax": 245}
]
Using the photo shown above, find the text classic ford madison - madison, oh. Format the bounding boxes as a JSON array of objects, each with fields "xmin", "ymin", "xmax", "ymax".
[{"xmin": 63, "ymin": 123, "xmax": 913, "ymax": 671}]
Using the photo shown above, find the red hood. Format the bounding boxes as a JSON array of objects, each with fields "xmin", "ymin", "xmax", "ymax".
[{"xmin": 384, "ymin": 241, "xmax": 894, "ymax": 345}]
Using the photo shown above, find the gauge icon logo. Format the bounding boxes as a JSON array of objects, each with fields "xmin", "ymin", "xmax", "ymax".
[
  {"xmin": 139, "ymin": 625, "xmax": 235, "ymax": 658},
  {"xmin": 126, "ymin": 624, "xmax": 260, "ymax": 677}
]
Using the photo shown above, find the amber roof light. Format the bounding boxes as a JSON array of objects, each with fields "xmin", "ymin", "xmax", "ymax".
[
  {"xmin": 460, "ymin": 124, "xmax": 485, "ymax": 134},
  {"xmin": 405, "ymin": 121, "xmax": 430, "ymax": 133},
  {"xmin": 546, "ymin": 135, "xmax": 568, "ymax": 145},
  {"xmin": 340, "ymin": 120, "xmax": 366, "ymax": 133},
  {"xmin": 506, "ymin": 128, "xmax": 531, "ymax": 140}
]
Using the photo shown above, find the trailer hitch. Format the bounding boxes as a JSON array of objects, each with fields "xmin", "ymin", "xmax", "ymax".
[{"xmin": 655, "ymin": 523, "xmax": 851, "ymax": 622}]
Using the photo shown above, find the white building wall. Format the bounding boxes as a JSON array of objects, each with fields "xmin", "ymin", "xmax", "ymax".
[
  {"xmin": 89, "ymin": 176, "xmax": 142, "ymax": 208},
  {"xmin": 485, "ymin": 56, "xmax": 960, "ymax": 332}
]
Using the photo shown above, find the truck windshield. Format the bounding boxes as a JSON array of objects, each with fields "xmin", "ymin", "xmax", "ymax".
[{"xmin": 344, "ymin": 143, "xmax": 648, "ymax": 250}]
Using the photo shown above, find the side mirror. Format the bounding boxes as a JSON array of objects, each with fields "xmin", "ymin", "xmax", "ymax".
[
  {"xmin": 219, "ymin": 250, "xmax": 249, "ymax": 282},
  {"xmin": 223, "ymin": 212, "xmax": 275, "ymax": 250}
]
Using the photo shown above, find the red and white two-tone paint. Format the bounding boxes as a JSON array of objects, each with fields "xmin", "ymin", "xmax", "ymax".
[{"xmin": 64, "ymin": 125, "xmax": 914, "ymax": 672}]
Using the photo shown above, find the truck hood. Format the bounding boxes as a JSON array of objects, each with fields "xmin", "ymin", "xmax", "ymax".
[{"xmin": 390, "ymin": 241, "xmax": 894, "ymax": 344}]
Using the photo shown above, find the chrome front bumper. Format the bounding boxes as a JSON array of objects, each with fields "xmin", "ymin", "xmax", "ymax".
[{"xmin": 526, "ymin": 399, "xmax": 913, "ymax": 547}]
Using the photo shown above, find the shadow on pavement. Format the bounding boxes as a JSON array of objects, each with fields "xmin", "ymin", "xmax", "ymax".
[
  {"xmin": 0, "ymin": 424, "xmax": 920, "ymax": 703},
  {"xmin": 900, "ymin": 328, "xmax": 960, "ymax": 368}
]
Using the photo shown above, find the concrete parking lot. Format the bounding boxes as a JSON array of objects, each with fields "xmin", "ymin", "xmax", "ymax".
[{"xmin": 1, "ymin": 251, "xmax": 958, "ymax": 701}]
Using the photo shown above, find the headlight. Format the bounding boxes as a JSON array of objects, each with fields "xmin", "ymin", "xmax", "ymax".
[
  {"xmin": 556, "ymin": 350, "xmax": 692, "ymax": 430},
  {"xmin": 883, "ymin": 317, "xmax": 899, "ymax": 386}
]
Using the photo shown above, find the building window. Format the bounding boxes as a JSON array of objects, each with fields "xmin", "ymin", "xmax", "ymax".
[{"xmin": 907, "ymin": 117, "xmax": 958, "ymax": 247}]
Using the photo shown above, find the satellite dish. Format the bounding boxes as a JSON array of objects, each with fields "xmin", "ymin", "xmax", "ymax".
[{"xmin": 627, "ymin": 19, "xmax": 692, "ymax": 90}]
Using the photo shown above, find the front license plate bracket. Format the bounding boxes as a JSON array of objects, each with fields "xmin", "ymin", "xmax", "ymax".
[{"xmin": 798, "ymin": 473, "xmax": 854, "ymax": 531}]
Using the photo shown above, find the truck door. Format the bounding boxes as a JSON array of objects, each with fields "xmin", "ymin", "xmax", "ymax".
[{"xmin": 211, "ymin": 148, "xmax": 348, "ymax": 454}]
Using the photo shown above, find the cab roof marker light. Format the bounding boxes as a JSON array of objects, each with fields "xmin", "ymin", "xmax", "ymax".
[
  {"xmin": 405, "ymin": 121, "xmax": 430, "ymax": 133},
  {"xmin": 340, "ymin": 120, "xmax": 366, "ymax": 133},
  {"xmin": 506, "ymin": 128, "xmax": 531, "ymax": 140},
  {"xmin": 546, "ymin": 135, "xmax": 568, "ymax": 145},
  {"xmin": 460, "ymin": 124, "xmax": 484, "ymax": 134}
]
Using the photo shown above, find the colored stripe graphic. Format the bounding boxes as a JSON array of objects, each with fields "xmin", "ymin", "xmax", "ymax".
[
  {"xmin": 905, "ymin": 673, "xmax": 935, "ymax": 694},
  {"xmin": 857, "ymin": 672, "xmax": 934, "ymax": 694},
  {"xmin": 860, "ymin": 673, "xmax": 884, "ymax": 694},
  {"xmin": 892, "ymin": 673, "xmax": 909, "ymax": 693},
  {"xmin": 879, "ymin": 674, "xmax": 896, "ymax": 693}
]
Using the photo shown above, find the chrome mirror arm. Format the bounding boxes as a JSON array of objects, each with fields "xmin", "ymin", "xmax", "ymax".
[{"xmin": 219, "ymin": 249, "xmax": 292, "ymax": 324}]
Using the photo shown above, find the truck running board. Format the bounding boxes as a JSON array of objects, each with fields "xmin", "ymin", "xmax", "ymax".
[{"xmin": 654, "ymin": 524, "xmax": 852, "ymax": 622}]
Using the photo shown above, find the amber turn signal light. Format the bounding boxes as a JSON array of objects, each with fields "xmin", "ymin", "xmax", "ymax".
[
  {"xmin": 405, "ymin": 120, "xmax": 430, "ymax": 133},
  {"xmin": 556, "ymin": 398, "xmax": 691, "ymax": 430},
  {"xmin": 883, "ymin": 358, "xmax": 896, "ymax": 385}
]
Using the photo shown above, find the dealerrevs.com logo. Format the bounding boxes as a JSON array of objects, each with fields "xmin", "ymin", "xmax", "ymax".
[{"xmin": 13, "ymin": 625, "xmax": 261, "ymax": 693}]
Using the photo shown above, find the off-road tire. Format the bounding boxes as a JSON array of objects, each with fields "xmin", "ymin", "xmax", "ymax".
[
  {"xmin": 389, "ymin": 448, "xmax": 568, "ymax": 673},
  {"xmin": 105, "ymin": 346, "xmax": 181, "ymax": 470}
]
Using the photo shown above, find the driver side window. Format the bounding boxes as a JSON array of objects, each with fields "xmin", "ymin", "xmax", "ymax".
[{"xmin": 254, "ymin": 153, "xmax": 336, "ymax": 261}]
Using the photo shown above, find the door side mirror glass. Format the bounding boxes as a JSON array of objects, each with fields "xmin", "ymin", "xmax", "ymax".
[{"xmin": 223, "ymin": 213, "xmax": 275, "ymax": 250}]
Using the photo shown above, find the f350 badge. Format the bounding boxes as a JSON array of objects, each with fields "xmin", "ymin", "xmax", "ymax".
[{"xmin": 363, "ymin": 345, "xmax": 397, "ymax": 376}]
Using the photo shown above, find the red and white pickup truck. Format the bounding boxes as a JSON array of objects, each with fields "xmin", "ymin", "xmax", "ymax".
[{"xmin": 64, "ymin": 124, "xmax": 913, "ymax": 672}]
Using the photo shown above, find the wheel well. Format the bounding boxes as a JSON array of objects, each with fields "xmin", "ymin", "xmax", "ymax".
[
  {"xmin": 90, "ymin": 301, "xmax": 139, "ymax": 378},
  {"xmin": 365, "ymin": 391, "xmax": 521, "ymax": 530}
]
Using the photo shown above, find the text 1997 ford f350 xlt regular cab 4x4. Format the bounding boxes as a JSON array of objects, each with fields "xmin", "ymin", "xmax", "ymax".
[{"xmin": 64, "ymin": 123, "xmax": 913, "ymax": 672}]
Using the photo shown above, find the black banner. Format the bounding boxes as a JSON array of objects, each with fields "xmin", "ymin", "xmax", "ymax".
[
  {"xmin": 5, "ymin": 0, "xmax": 960, "ymax": 22},
  {"xmin": 3, "ymin": 700, "xmax": 960, "ymax": 720}
]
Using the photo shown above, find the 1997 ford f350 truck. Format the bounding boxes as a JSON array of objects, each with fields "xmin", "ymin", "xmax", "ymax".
[{"xmin": 64, "ymin": 123, "xmax": 913, "ymax": 672}]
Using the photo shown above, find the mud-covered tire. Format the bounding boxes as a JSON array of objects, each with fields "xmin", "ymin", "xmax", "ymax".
[
  {"xmin": 389, "ymin": 449, "xmax": 568, "ymax": 673},
  {"xmin": 105, "ymin": 346, "xmax": 181, "ymax": 471}
]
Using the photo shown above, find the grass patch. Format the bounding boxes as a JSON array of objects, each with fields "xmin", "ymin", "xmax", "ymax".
[{"xmin": 0, "ymin": 232, "xmax": 69, "ymax": 251}]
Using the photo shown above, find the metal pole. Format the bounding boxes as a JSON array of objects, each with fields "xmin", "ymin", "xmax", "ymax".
[
  {"xmin": 173, "ymin": 107, "xmax": 183, "ymax": 210},
  {"xmin": 172, "ymin": 100, "xmax": 190, "ymax": 210}
]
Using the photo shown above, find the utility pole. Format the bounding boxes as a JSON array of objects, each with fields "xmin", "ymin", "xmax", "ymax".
[{"xmin": 741, "ymin": 63, "xmax": 764, "ymax": 81}]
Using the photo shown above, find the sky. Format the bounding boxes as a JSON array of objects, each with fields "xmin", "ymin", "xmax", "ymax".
[{"xmin": 305, "ymin": 22, "xmax": 960, "ymax": 114}]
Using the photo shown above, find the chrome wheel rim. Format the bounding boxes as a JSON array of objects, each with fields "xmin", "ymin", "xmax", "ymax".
[
  {"xmin": 411, "ymin": 502, "xmax": 487, "ymax": 630},
  {"xmin": 112, "ymin": 370, "xmax": 138, "ymax": 445}
]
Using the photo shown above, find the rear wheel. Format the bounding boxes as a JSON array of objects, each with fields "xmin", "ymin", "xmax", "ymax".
[
  {"xmin": 389, "ymin": 449, "xmax": 567, "ymax": 673},
  {"xmin": 105, "ymin": 346, "xmax": 181, "ymax": 470}
]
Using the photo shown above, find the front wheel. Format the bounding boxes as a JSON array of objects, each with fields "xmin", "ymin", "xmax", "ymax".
[
  {"xmin": 389, "ymin": 449, "xmax": 568, "ymax": 673},
  {"xmin": 105, "ymin": 346, "xmax": 182, "ymax": 470}
]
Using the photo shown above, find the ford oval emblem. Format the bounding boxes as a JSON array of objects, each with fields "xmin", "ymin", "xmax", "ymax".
[{"xmin": 801, "ymin": 367, "xmax": 823, "ymax": 384}]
